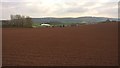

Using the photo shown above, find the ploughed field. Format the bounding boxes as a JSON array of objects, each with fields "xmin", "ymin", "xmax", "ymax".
[{"xmin": 2, "ymin": 23, "xmax": 118, "ymax": 66}]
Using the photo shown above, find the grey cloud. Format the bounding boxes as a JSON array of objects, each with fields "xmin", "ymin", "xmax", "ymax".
[
  {"xmin": 1, "ymin": 2, "xmax": 44, "ymax": 19},
  {"xmin": 1, "ymin": 0, "xmax": 43, "ymax": 2},
  {"xmin": 66, "ymin": 7, "xmax": 88, "ymax": 13},
  {"xmin": 1, "ymin": 1, "xmax": 118, "ymax": 19},
  {"xmin": 52, "ymin": 2, "xmax": 89, "ymax": 14},
  {"xmin": 97, "ymin": 7, "xmax": 118, "ymax": 17},
  {"xmin": 81, "ymin": 2, "xmax": 97, "ymax": 8},
  {"xmin": 91, "ymin": 2, "xmax": 118, "ymax": 18}
]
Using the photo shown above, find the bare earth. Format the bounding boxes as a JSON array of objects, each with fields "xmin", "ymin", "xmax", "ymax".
[{"xmin": 2, "ymin": 23, "xmax": 118, "ymax": 66}]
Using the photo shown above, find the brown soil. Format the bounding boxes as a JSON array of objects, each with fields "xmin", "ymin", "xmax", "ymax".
[{"xmin": 2, "ymin": 23, "xmax": 118, "ymax": 66}]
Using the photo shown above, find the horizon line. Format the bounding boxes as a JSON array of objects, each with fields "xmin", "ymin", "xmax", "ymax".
[{"xmin": 1, "ymin": 16, "xmax": 118, "ymax": 20}]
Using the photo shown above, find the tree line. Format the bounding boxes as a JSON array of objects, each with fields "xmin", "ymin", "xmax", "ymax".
[{"xmin": 2, "ymin": 15, "xmax": 33, "ymax": 28}]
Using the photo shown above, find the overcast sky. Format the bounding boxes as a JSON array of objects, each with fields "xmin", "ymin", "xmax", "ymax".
[{"xmin": 0, "ymin": 0, "xmax": 119, "ymax": 20}]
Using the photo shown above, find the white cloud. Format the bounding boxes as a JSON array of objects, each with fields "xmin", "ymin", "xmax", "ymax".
[{"xmin": 1, "ymin": 0, "xmax": 118, "ymax": 20}]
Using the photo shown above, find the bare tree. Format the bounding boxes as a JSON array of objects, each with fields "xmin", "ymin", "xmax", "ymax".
[
  {"xmin": 24, "ymin": 16, "xmax": 32, "ymax": 28},
  {"xmin": 9, "ymin": 14, "xmax": 33, "ymax": 28}
]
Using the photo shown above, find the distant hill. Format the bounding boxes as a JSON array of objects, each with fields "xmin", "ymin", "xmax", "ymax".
[{"xmin": 32, "ymin": 16, "xmax": 118, "ymax": 24}]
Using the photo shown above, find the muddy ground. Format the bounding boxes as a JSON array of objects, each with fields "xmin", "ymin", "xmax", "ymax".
[{"xmin": 2, "ymin": 23, "xmax": 118, "ymax": 66}]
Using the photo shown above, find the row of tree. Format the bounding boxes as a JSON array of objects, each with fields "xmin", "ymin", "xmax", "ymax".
[{"xmin": 2, "ymin": 15, "xmax": 33, "ymax": 28}]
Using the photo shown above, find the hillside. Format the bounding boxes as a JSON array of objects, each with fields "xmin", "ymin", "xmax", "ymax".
[{"xmin": 32, "ymin": 16, "xmax": 118, "ymax": 24}]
